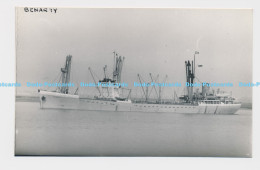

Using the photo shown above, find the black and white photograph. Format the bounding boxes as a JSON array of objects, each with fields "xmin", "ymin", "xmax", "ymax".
[{"xmin": 15, "ymin": 7, "xmax": 252, "ymax": 157}]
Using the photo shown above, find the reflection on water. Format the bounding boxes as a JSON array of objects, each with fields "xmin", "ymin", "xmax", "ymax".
[{"xmin": 15, "ymin": 101, "xmax": 252, "ymax": 157}]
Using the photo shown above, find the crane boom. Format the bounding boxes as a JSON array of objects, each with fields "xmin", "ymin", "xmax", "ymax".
[
  {"xmin": 137, "ymin": 74, "xmax": 147, "ymax": 101},
  {"xmin": 149, "ymin": 73, "xmax": 159, "ymax": 98}
]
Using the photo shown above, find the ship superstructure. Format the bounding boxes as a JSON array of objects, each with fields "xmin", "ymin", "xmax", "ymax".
[{"xmin": 88, "ymin": 52, "xmax": 131, "ymax": 102}]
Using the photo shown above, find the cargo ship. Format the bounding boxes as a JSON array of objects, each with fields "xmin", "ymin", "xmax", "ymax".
[{"xmin": 38, "ymin": 52, "xmax": 241, "ymax": 114}]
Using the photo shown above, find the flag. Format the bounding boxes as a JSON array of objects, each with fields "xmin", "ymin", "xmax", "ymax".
[
  {"xmin": 198, "ymin": 65, "xmax": 203, "ymax": 67},
  {"xmin": 195, "ymin": 51, "xmax": 199, "ymax": 54}
]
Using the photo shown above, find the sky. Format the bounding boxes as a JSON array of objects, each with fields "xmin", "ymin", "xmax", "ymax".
[{"xmin": 16, "ymin": 8, "xmax": 252, "ymax": 101}]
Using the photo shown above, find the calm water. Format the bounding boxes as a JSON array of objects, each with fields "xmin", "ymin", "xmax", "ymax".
[{"xmin": 15, "ymin": 101, "xmax": 252, "ymax": 157}]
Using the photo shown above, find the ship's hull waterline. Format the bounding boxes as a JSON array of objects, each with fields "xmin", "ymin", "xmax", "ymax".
[{"xmin": 39, "ymin": 91, "xmax": 241, "ymax": 115}]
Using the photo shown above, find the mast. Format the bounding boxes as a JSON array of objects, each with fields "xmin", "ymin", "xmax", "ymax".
[
  {"xmin": 113, "ymin": 51, "xmax": 116, "ymax": 80},
  {"xmin": 117, "ymin": 56, "xmax": 124, "ymax": 83},
  {"xmin": 146, "ymin": 83, "xmax": 149, "ymax": 102},
  {"xmin": 174, "ymin": 90, "xmax": 178, "ymax": 103},
  {"xmin": 185, "ymin": 61, "xmax": 189, "ymax": 97},
  {"xmin": 158, "ymin": 75, "xmax": 167, "ymax": 103},
  {"xmin": 113, "ymin": 52, "xmax": 125, "ymax": 83},
  {"xmin": 194, "ymin": 52, "xmax": 196, "ymax": 78},
  {"xmin": 194, "ymin": 51, "xmax": 199, "ymax": 79},
  {"xmin": 158, "ymin": 75, "xmax": 161, "ymax": 103},
  {"xmin": 103, "ymin": 65, "xmax": 110, "ymax": 97},
  {"xmin": 103, "ymin": 65, "xmax": 107, "ymax": 79},
  {"xmin": 185, "ymin": 52, "xmax": 198, "ymax": 102},
  {"xmin": 60, "ymin": 55, "xmax": 72, "ymax": 94},
  {"xmin": 158, "ymin": 86, "xmax": 162, "ymax": 103},
  {"xmin": 191, "ymin": 61, "xmax": 194, "ymax": 102},
  {"xmin": 193, "ymin": 51, "xmax": 199, "ymax": 102}
]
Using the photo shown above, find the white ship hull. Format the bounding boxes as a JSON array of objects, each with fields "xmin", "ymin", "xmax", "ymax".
[{"xmin": 39, "ymin": 91, "xmax": 241, "ymax": 114}]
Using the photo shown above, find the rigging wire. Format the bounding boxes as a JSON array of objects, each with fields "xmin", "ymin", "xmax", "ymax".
[
  {"xmin": 92, "ymin": 69, "xmax": 101, "ymax": 82},
  {"xmin": 55, "ymin": 73, "xmax": 62, "ymax": 92},
  {"xmin": 46, "ymin": 72, "xmax": 62, "ymax": 91},
  {"xmin": 148, "ymin": 74, "xmax": 159, "ymax": 98},
  {"xmin": 195, "ymin": 76, "xmax": 202, "ymax": 83}
]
